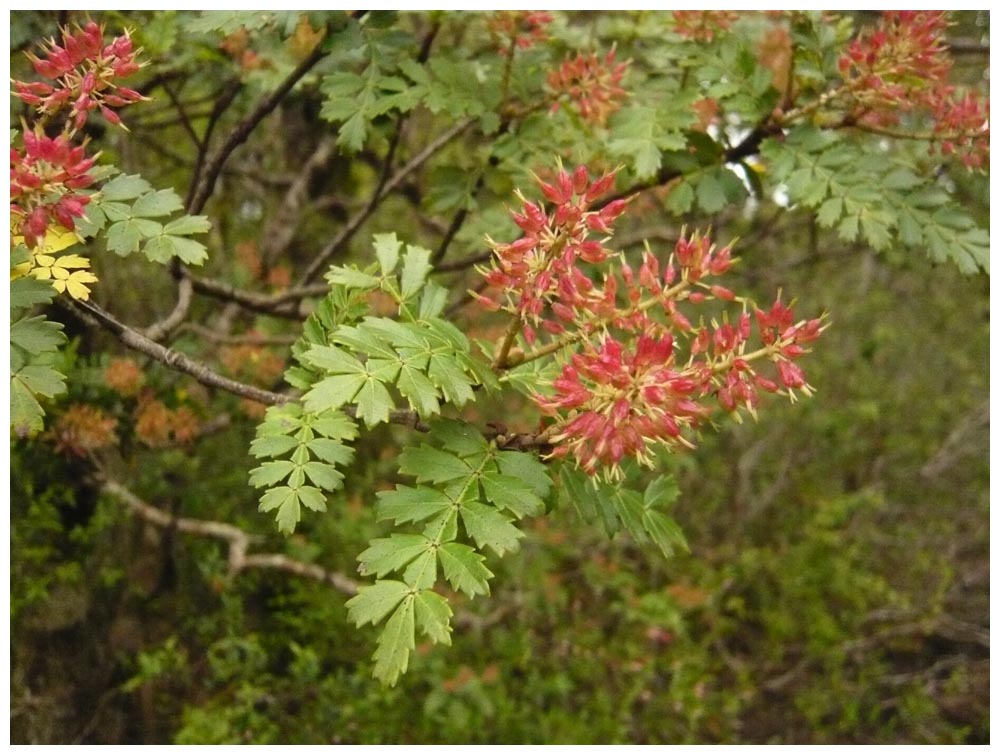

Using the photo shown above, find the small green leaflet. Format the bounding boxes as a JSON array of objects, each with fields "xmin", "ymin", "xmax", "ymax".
[{"xmin": 250, "ymin": 404, "xmax": 357, "ymax": 534}]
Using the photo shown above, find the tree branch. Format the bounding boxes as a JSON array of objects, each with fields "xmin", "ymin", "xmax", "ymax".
[
  {"xmin": 298, "ymin": 116, "xmax": 477, "ymax": 285},
  {"xmin": 68, "ymin": 299, "xmax": 292, "ymax": 406},
  {"xmin": 187, "ymin": 39, "xmax": 329, "ymax": 215},
  {"xmin": 99, "ymin": 476, "xmax": 359, "ymax": 596}
]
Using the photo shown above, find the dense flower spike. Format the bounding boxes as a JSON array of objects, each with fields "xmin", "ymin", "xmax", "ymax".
[
  {"xmin": 480, "ymin": 165, "xmax": 825, "ymax": 479},
  {"xmin": 838, "ymin": 11, "xmax": 989, "ymax": 169},
  {"xmin": 547, "ymin": 49, "xmax": 629, "ymax": 125},
  {"xmin": 486, "ymin": 11, "xmax": 553, "ymax": 55},
  {"xmin": 12, "ymin": 21, "xmax": 147, "ymax": 130},
  {"xmin": 10, "ymin": 129, "xmax": 96, "ymax": 247}
]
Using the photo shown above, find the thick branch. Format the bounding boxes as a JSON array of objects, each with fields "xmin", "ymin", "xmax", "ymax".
[{"xmin": 100, "ymin": 477, "xmax": 358, "ymax": 596}]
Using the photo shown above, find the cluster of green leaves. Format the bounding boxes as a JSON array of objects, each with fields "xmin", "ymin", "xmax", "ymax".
[
  {"xmin": 10, "ymin": 274, "xmax": 67, "ymax": 436},
  {"xmin": 77, "ymin": 173, "xmax": 211, "ymax": 265},
  {"xmin": 249, "ymin": 405, "xmax": 357, "ymax": 534},
  {"xmin": 761, "ymin": 127, "xmax": 989, "ymax": 273},
  {"xmin": 319, "ymin": 14, "xmax": 503, "ymax": 152},
  {"xmin": 347, "ymin": 418, "xmax": 552, "ymax": 685},
  {"xmin": 251, "ymin": 233, "xmax": 495, "ymax": 535},
  {"xmin": 560, "ymin": 466, "xmax": 689, "ymax": 561}
]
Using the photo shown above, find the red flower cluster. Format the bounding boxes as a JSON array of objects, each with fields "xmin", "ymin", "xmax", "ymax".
[
  {"xmin": 479, "ymin": 165, "xmax": 825, "ymax": 478},
  {"xmin": 10, "ymin": 129, "xmax": 96, "ymax": 247},
  {"xmin": 478, "ymin": 165, "xmax": 626, "ymax": 346},
  {"xmin": 487, "ymin": 11, "xmax": 553, "ymax": 55},
  {"xmin": 839, "ymin": 11, "xmax": 988, "ymax": 169},
  {"xmin": 49, "ymin": 404, "xmax": 118, "ymax": 458},
  {"xmin": 548, "ymin": 49, "xmax": 629, "ymax": 126},
  {"xmin": 13, "ymin": 21, "xmax": 147, "ymax": 129},
  {"xmin": 672, "ymin": 11, "xmax": 741, "ymax": 42}
]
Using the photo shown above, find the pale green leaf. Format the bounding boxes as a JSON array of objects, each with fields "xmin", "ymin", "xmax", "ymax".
[
  {"xmin": 375, "ymin": 485, "xmax": 452, "ymax": 525},
  {"xmin": 400, "ymin": 244, "xmax": 433, "ymax": 298},
  {"xmin": 358, "ymin": 535, "xmax": 432, "ymax": 578},
  {"xmin": 438, "ymin": 542, "xmax": 492, "ymax": 597},
  {"xmin": 302, "ymin": 373, "xmax": 367, "ymax": 413},
  {"xmin": 398, "ymin": 445, "xmax": 472, "ymax": 484},
  {"xmin": 414, "ymin": 590, "xmax": 452, "ymax": 645},
  {"xmin": 248, "ymin": 460, "xmax": 295, "ymax": 488},
  {"xmin": 372, "ymin": 596, "xmax": 415, "ymax": 686},
  {"xmin": 347, "ymin": 579, "xmax": 411, "ymax": 627},
  {"xmin": 460, "ymin": 501, "xmax": 522, "ymax": 556},
  {"xmin": 373, "ymin": 232, "xmax": 402, "ymax": 276}
]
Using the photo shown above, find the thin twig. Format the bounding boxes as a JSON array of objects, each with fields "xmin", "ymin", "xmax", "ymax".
[
  {"xmin": 298, "ymin": 116, "xmax": 477, "ymax": 285},
  {"xmin": 188, "ymin": 40, "xmax": 329, "ymax": 215}
]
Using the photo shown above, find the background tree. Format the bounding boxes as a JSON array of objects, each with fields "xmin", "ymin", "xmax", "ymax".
[{"xmin": 10, "ymin": 10, "xmax": 989, "ymax": 744}]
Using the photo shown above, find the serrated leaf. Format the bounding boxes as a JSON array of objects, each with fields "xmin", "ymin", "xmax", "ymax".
[
  {"xmin": 249, "ymin": 434, "xmax": 299, "ymax": 458},
  {"xmin": 258, "ymin": 486, "xmax": 300, "ymax": 534},
  {"xmin": 373, "ymin": 232, "xmax": 402, "ymax": 276},
  {"xmin": 396, "ymin": 362, "xmax": 441, "ymax": 417},
  {"xmin": 644, "ymin": 474, "xmax": 680, "ymax": 510},
  {"xmin": 402, "ymin": 549, "xmax": 437, "ymax": 590},
  {"xmin": 642, "ymin": 509, "xmax": 689, "ymax": 559},
  {"xmin": 427, "ymin": 354, "xmax": 474, "ymax": 405},
  {"xmin": 438, "ymin": 542, "xmax": 492, "ymax": 597},
  {"xmin": 816, "ymin": 197, "xmax": 842, "ymax": 228},
  {"xmin": 496, "ymin": 451, "xmax": 551, "ymax": 498},
  {"xmin": 414, "ymin": 590, "xmax": 452, "ymax": 645},
  {"xmin": 418, "ymin": 282, "xmax": 448, "ymax": 319},
  {"xmin": 10, "ymin": 378, "xmax": 46, "ymax": 436},
  {"xmin": 614, "ymin": 489, "xmax": 648, "ymax": 543},
  {"xmin": 302, "ymin": 461, "xmax": 345, "ymax": 490},
  {"xmin": 297, "ymin": 485, "xmax": 328, "ymax": 512},
  {"xmin": 372, "ymin": 596, "xmax": 415, "ymax": 686},
  {"xmin": 460, "ymin": 501, "xmax": 522, "ymax": 556},
  {"xmin": 400, "ymin": 244, "xmax": 432, "ymax": 298},
  {"xmin": 107, "ymin": 219, "xmax": 160, "ymax": 256},
  {"xmin": 355, "ymin": 378, "xmax": 394, "ymax": 427},
  {"xmin": 100, "ymin": 174, "xmax": 153, "ymax": 201},
  {"xmin": 303, "ymin": 344, "xmax": 366, "ymax": 374},
  {"xmin": 358, "ymin": 534, "xmax": 433, "ymax": 578},
  {"xmin": 326, "ymin": 265, "xmax": 381, "ymax": 290},
  {"xmin": 10, "ymin": 276, "xmax": 57, "ymax": 312},
  {"xmin": 11, "ymin": 316, "xmax": 65, "ymax": 356},
  {"xmin": 249, "ymin": 460, "xmax": 296, "ymax": 487},
  {"xmin": 163, "ymin": 214, "xmax": 212, "ymax": 235},
  {"xmin": 132, "ymin": 189, "xmax": 184, "ymax": 217},
  {"xmin": 346, "ymin": 579, "xmax": 411, "ymax": 626},
  {"xmin": 560, "ymin": 465, "xmax": 597, "ymax": 522},
  {"xmin": 16, "ymin": 364, "xmax": 67, "ymax": 398},
  {"xmin": 480, "ymin": 471, "xmax": 544, "ymax": 518},
  {"xmin": 398, "ymin": 445, "xmax": 473, "ymax": 484},
  {"xmin": 375, "ymin": 485, "xmax": 452, "ymax": 525},
  {"xmin": 302, "ymin": 373, "xmax": 367, "ymax": 413},
  {"xmin": 305, "ymin": 438, "xmax": 355, "ymax": 466},
  {"xmin": 309, "ymin": 411, "xmax": 358, "ymax": 439},
  {"xmin": 146, "ymin": 234, "xmax": 208, "ymax": 265}
]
